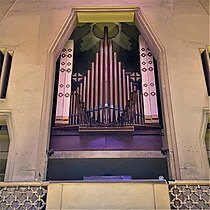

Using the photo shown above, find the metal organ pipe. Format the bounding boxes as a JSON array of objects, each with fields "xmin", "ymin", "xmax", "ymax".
[
  {"xmin": 133, "ymin": 86, "xmax": 138, "ymax": 124},
  {"xmin": 94, "ymin": 53, "xmax": 99, "ymax": 122},
  {"xmin": 122, "ymin": 69, "xmax": 127, "ymax": 111},
  {"xmin": 109, "ymin": 40, "xmax": 114, "ymax": 123},
  {"xmin": 104, "ymin": 26, "xmax": 109, "ymax": 124},
  {"xmin": 90, "ymin": 62, "xmax": 95, "ymax": 118},
  {"xmin": 86, "ymin": 70, "xmax": 91, "ymax": 113},
  {"xmin": 126, "ymin": 75, "xmax": 131, "ymax": 102},
  {"xmin": 64, "ymin": 26, "xmax": 158, "ymax": 128},
  {"xmin": 75, "ymin": 87, "xmax": 79, "ymax": 124},
  {"xmin": 130, "ymin": 81, "xmax": 134, "ymax": 94},
  {"xmin": 140, "ymin": 91, "xmax": 144, "ymax": 124},
  {"xmin": 126, "ymin": 74, "xmax": 131, "ymax": 124},
  {"xmin": 83, "ymin": 76, "xmax": 87, "ymax": 104},
  {"xmin": 82, "ymin": 76, "xmax": 87, "ymax": 124},
  {"xmin": 79, "ymin": 82, "xmax": 83, "ymax": 123},
  {"xmin": 99, "ymin": 40, "xmax": 104, "ymax": 123},
  {"xmin": 130, "ymin": 82, "xmax": 134, "ymax": 124},
  {"xmin": 114, "ymin": 52, "xmax": 119, "ymax": 122},
  {"xmin": 72, "ymin": 92, "xmax": 76, "ymax": 125},
  {"xmin": 118, "ymin": 62, "xmax": 123, "ymax": 117},
  {"xmin": 79, "ymin": 82, "xmax": 83, "ymax": 103},
  {"xmin": 69, "ymin": 94, "xmax": 73, "ymax": 125},
  {"xmin": 137, "ymin": 89, "xmax": 141, "ymax": 124}
]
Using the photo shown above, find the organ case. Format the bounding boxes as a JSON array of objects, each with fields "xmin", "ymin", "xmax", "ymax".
[{"xmin": 55, "ymin": 27, "xmax": 160, "ymax": 130}]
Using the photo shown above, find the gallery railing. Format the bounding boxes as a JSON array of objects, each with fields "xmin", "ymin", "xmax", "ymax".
[
  {"xmin": 1, "ymin": 181, "xmax": 209, "ymax": 209},
  {"xmin": 168, "ymin": 180, "xmax": 210, "ymax": 210},
  {"xmin": 0, "ymin": 182, "xmax": 48, "ymax": 210}
]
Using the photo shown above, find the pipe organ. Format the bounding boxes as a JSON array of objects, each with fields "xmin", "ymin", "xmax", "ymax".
[{"xmin": 55, "ymin": 27, "xmax": 159, "ymax": 129}]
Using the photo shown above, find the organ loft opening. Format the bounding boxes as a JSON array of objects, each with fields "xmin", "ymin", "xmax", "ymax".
[{"xmin": 48, "ymin": 22, "xmax": 168, "ymax": 180}]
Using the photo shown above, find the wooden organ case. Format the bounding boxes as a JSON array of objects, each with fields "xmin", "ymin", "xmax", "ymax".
[{"xmin": 54, "ymin": 26, "xmax": 160, "ymax": 132}]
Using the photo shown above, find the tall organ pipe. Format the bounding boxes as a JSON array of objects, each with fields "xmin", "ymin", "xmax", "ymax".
[
  {"xmin": 118, "ymin": 62, "xmax": 123, "ymax": 116},
  {"xmin": 109, "ymin": 40, "xmax": 114, "ymax": 123},
  {"xmin": 94, "ymin": 53, "xmax": 99, "ymax": 121},
  {"xmin": 114, "ymin": 52, "xmax": 119, "ymax": 121},
  {"xmin": 104, "ymin": 26, "xmax": 109, "ymax": 124},
  {"xmin": 86, "ymin": 70, "xmax": 91, "ymax": 112},
  {"xmin": 99, "ymin": 40, "xmax": 104, "ymax": 123},
  {"xmin": 90, "ymin": 62, "xmax": 95, "ymax": 118},
  {"xmin": 126, "ymin": 75, "xmax": 131, "ymax": 124}
]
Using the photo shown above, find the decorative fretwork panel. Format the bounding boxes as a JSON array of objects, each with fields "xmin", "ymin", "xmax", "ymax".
[
  {"xmin": 139, "ymin": 35, "xmax": 159, "ymax": 123},
  {"xmin": 55, "ymin": 40, "xmax": 74, "ymax": 125},
  {"xmin": 0, "ymin": 185, "xmax": 48, "ymax": 210},
  {"xmin": 169, "ymin": 182, "xmax": 210, "ymax": 210}
]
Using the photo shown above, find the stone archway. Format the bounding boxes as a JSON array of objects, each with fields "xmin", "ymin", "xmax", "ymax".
[{"xmin": 37, "ymin": 8, "xmax": 180, "ymax": 180}]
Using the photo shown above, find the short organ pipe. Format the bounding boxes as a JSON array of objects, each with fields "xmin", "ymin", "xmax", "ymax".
[{"xmin": 122, "ymin": 69, "xmax": 127, "ymax": 110}]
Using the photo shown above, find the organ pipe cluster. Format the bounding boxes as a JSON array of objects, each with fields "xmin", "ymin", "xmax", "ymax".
[
  {"xmin": 56, "ymin": 26, "xmax": 159, "ymax": 128},
  {"xmin": 69, "ymin": 27, "xmax": 144, "ymax": 127}
]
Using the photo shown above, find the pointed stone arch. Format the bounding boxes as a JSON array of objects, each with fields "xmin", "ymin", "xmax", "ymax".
[{"xmin": 37, "ymin": 7, "xmax": 180, "ymax": 180}]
